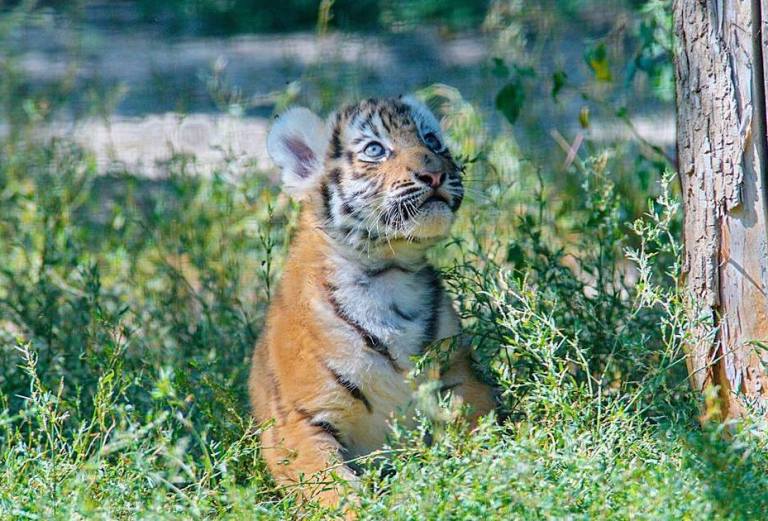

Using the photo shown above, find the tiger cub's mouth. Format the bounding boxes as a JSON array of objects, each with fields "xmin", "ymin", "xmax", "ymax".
[{"xmin": 421, "ymin": 192, "xmax": 450, "ymax": 207}]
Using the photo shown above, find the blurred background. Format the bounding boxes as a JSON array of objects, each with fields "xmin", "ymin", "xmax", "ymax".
[{"xmin": 1, "ymin": 0, "xmax": 674, "ymax": 180}]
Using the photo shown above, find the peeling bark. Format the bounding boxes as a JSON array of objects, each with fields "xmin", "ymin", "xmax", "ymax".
[{"xmin": 675, "ymin": 0, "xmax": 768, "ymax": 419}]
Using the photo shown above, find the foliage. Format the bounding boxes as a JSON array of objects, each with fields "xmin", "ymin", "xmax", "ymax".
[
  {"xmin": 5, "ymin": 110, "xmax": 768, "ymax": 518},
  {"xmin": 133, "ymin": 0, "xmax": 489, "ymax": 34},
  {"xmin": 629, "ymin": 0, "xmax": 675, "ymax": 101}
]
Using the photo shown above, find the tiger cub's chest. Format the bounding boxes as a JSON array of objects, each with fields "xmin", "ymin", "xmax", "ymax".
[
  {"xmin": 322, "ymin": 263, "xmax": 460, "ymax": 456},
  {"xmin": 327, "ymin": 265, "xmax": 450, "ymax": 371}
]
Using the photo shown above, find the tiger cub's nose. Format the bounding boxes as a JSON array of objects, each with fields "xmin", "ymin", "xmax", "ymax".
[{"xmin": 415, "ymin": 171, "xmax": 446, "ymax": 189}]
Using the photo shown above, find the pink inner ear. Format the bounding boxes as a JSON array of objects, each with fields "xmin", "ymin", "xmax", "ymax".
[{"xmin": 284, "ymin": 136, "xmax": 316, "ymax": 178}]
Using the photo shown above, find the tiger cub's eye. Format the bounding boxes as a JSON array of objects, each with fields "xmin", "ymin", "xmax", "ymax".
[
  {"xmin": 423, "ymin": 132, "xmax": 442, "ymax": 151},
  {"xmin": 363, "ymin": 141, "xmax": 386, "ymax": 159}
]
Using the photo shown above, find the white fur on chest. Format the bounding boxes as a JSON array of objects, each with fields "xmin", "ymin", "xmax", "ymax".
[
  {"xmin": 337, "ymin": 268, "xmax": 429, "ymax": 358},
  {"xmin": 326, "ymin": 255, "xmax": 460, "ymax": 367},
  {"xmin": 314, "ymin": 254, "xmax": 461, "ymax": 456}
]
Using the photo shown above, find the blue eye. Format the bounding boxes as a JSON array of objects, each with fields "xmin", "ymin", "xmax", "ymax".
[
  {"xmin": 423, "ymin": 132, "xmax": 442, "ymax": 151},
  {"xmin": 363, "ymin": 141, "xmax": 385, "ymax": 159}
]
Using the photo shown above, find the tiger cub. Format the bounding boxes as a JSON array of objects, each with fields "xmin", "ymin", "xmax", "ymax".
[{"xmin": 249, "ymin": 97, "xmax": 495, "ymax": 511}]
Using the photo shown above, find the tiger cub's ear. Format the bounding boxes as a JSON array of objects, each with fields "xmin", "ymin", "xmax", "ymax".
[{"xmin": 266, "ymin": 107, "xmax": 329, "ymax": 199}]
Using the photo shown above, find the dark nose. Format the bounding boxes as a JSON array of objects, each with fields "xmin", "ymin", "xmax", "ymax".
[{"xmin": 415, "ymin": 171, "xmax": 446, "ymax": 189}]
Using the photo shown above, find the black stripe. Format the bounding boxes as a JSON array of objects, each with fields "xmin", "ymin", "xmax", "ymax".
[
  {"xmin": 295, "ymin": 407, "xmax": 346, "ymax": 448},
  {"xmin": 439, "ymin": 382, "xmax": 462, "ymax": 394},
  {"xmin": 266, "ymin": 366, "xmax": 288, "ymax": 421},
  {"xmin": 321, "ymin": 182, "xmax": 333, "ymax": 224},
  {"xmin": 330, "ymin": 123, "xmax": 343, "ymax": 159},
  {"xmin": 327, "ymin": 364, "xmax": 373, "ymax": 412},
  {"xmin": 338, "ymin": 225, "xmax": 354, "ymax": 238},
  {"xmin": 344, "ymin": 104, "xmax": 359, "ymax": 119},
  {"xmin": 334, "ymin": 226, "xmax": 374, "ymax": 250},
  {"xmin": 312, "ymin": 420, "xmax": 344, "ymax": 443},
  {"xmin": 341, "ymin": 201, "xmax": 356, "ymax": 216},
  {"xmin": 421, "ymin": 267, "xmax": 443, "ymax": 350},
  {"xmin": 380, "ymin": 112, "xmax": 392, "ymax": 135},
  {"xmin": 450, "ymin": 191, "xmax": 464, "ymax": 211},
  {"xmin": 333, "ymin": 226, "xmax": 379, "ymax": 249},
  {"xmin": 326, "ymin": 285, "xmax": 402, "ymax": 372},
  {"xmin": 328, "ymin": 170, "xmax": 359, "ymax": 220},
  {"xmin": 329, "ymin": 167, "xmax": 343, "ymax": 185},
  {"xmin": 391, "ymin": 303, "xmax": 416, "ymax": 321},
  {"xmin": 401, "ymin": 194, "xmax": 423, "ymax": 221},
  {"xmin": 382, "ymin": 193, "xmax": 422, "ymax": 226},
  {"xmin": 360, "ymin": 113, "xmax": 382, "ymax": 140},
  {"xmin": 349, "ymin": 187, "xmax": 373, "ymax": 200},
  {"xmin": 396, "ymin": 185, "xmax": 424, "ymax": 198}
]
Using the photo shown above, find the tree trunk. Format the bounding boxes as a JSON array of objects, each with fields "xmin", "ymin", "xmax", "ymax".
[{"xmin": 675, "ymin": 0, "xmax": 768, "ymax": 420}]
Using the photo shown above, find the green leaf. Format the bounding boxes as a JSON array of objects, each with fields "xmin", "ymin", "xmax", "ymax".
[
  {"xmin": 551, "ymin": 70, "xmax": 567, "ymax": 99},
  {"xmin": 506, "ymin": 242, "xmax": 525, "ymax": 271},
  {"xmin": 585, "ymin": 42, "xmax": 612, "ymax": 82},
  {"xmin": 495, "ymin": 80, "xmax": 525, "ymax": 125},
  {"xmin": 748, "ymin": 339, "xmax": 768, "ymax": 352},
  {"xmin": 579, "ymin": 106, "xmax": 590, "ymax": 129},
  {"xmin": 491, "ymin": 57, "xmax": 510, "ymax": 79},
  {"xmin": 514, "ymin": 65, "xmax": 536, "ymax": 78}
]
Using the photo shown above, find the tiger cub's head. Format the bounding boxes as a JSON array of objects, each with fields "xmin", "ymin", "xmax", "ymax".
[{"xmin": 267, "ymin": 97, "xmax": 463, "ymax": 250}]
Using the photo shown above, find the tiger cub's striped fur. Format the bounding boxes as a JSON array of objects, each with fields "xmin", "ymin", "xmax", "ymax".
[{"xmin": 249, "ymin": 97, "xmax": 495, "ymax": 511}]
